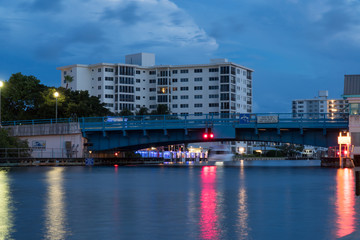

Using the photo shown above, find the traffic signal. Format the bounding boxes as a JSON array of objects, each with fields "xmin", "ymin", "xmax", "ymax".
[{"xmin": 203, "ymin": 129, "xmax": 214, "ymax": 140}]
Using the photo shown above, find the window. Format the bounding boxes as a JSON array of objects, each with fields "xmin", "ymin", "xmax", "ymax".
[
  {"xmin": 180, "ymin": 78, "xmax": 188, "ymax": 82},
  {"xmin": 180, "ymin": 104, "xmax": 189, "ymax": 108},
  {"xmin": 157, "ymin": 78, "xmax": 168, "ymax": 85},
  {"xmin": 194, "ymin": 103, "xmax": 202, "ymax": 107},
  {"xmin": 172, "ymin": 70, "xmax": 178, "ymax": 74},
  {"xmin": 172, "ymin": 78, "xmax": 178, "ymax": 82},
  {"xmin": 136, "ymin": 70, "xmax": 141, "ymax": 74},
  {"xmin": 105, "ymin": 94, "xmax": 114, "ymax": 98},
  {"xmin": 98, "ymin": 68, "xmax": 101, "ymax": 72},
  {"xmin": 150, "ymin": 105, "xmax": 156, "ymax": 109},
  {"xmin": 209, "ymin": 77, "xmax": 219, "ymax": 81},
  {"xmin": 194, "ymin": 95, "xmax": 202, "ymax": 99},
  {"xmin": 150, "ymin": 96, "xmax": 156, "ymax": 100},
  {"xmin": 195, "ymin": 112, "xmax": 203, "ymax": 116},
  {"xmin": 149, "ymin": 71, "xmax": 156, "ymax": 75},
  {"xmin": 172, "ymin": 96, "xmax": 178, "ymax": 100},
  {"xmin": 105, "ymin": 86, "xmax": 113, "ymax": 90},
  {"xmin": 194, "ymin": 86, "xmax": 202, "ymax": 90},
  {"xmin": 220, "ymin": 66, "xmax": 229, "ymax": 74},
  {"xmin": 194, "ymin": 77, "xmax": 202, "ymax": 82},
  {"xmin": 136, "ymin": 96, "xmax": 140, "ymax": 100},
  {"xmin": 209, "ymin": 94, "xmax": 219, "ymax": 98},
  {"xmin": 209, "ymin": 85, "xmax": 219, "ymax": 90},
  {"xmin": 209, "ymin": 103, "xmax": 219, "ymax": 107},
  {"xmin": 172, "ymin": 104, "xmax": 178, "ymax": 108},
  {"xmin": 180, "ymin": 69, "xmax": 189, "ymax": 73},
  {"xmin": 149, "ymin": 79, "xmax": 156, "ymax": 83},
  {"xmin": 98, "ymin": 77, "xmax": 101, "ymax": 81},
  {"xmin": 172, "ymin": 87, "xmax": 178, "ymax": 91},
  {"xmin": 98, "ymin": 94, "xmax": 101, "ymax": 98},
  {"xmin": 105, "ymin": 68, "xmax": 114, "ymax": 72},
  {"xmin": 149, "ymin": 88, "xmax": 156, "ymax": 92},
  {"xmin": 181, "ymin": 95, "xmax": 189, "ymax": 99},
  {"xmin": 220, "ymin": 84, "xmax": 229, "ymax": 92},
  {"xmin": 136, "ymin": 88, "xmax": 140, "ymax": 91},
  {"xmin": 98, "ymin": 86, "xmax": 101, "ymax": 90},
  {"xmin": 194, "ymin": 69, "xmax": 202, "ymax": 73},
  {"xmin": 105, "ymin": 77, "xmax": 114, "ymax": 81},
  {"xmin": 136, "ymin": 79, "xmax": 140, "ymax": 83},
  {"xmin": 220, "ymin": 93, "xmax": 229, "ymax": 100},
  {"xmin": 220, "ymin": 76, "xmax": 229, "ymax": 83},
  {"xmin": 209, "ymin": 68, "xmax": 219, "ymax": 72},
  {"xmin": 180, "ymin": 87, "xmax": 189, "ymax": 91}
]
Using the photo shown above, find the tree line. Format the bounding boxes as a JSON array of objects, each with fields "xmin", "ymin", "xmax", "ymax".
[{"xmin": 1, "ymin": 73, "xmax": 111, "ymax": 122}]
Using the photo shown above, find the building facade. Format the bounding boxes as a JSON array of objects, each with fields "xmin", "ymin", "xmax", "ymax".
[
  {"xmin": 292, "ymin": 90, "xmax": 348, "ymax": 118},
  {"xmin": 57, "ymin": 53, "xmax": 253, "ymax": 116}
]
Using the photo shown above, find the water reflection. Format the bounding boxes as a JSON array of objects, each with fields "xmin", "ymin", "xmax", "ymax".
[
  {"xmin": 335, "ymin": 169, "xmax": 355, "ymax": 238},
  {"xmin": 44, "ymin": 168, "xmax": 69, "ymax": 240},
  {"xmin": 237, "ymin": 162, "xmax": 249, "ymax": 239},
  {"xmin": 0, "ymin": 170, "xmax": 14, "ymax": 239},
  {"xmin": 200, "ymin": 166, "xmax": 219, "ymax": 239}
]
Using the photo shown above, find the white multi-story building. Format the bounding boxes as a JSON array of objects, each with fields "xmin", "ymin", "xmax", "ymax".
[
  {"xmin": 292, "ymin": 90, "xmax": 348, "ymax": 118},
  {"xmin": 57, "ymin": 53, "xmax": 253, "ymax": 116},
  {"xmin": 57, "ymin": 53, "xmax": 253, "ymax": 153}
]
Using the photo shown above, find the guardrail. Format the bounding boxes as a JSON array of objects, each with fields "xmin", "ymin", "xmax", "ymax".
[
  {"xmin": 79, "ymin": 113, "xmax": 349, "ymax": 131},
  {"xmin": 1, "ymin": 113, "xmax": 349, "ymax": 130},
  {"xmin": 0, "ymin": 148, "xmax": 80, "ymax": 159}
]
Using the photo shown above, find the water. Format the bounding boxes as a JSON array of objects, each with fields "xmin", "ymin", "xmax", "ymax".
[{"xmin": 1, "ymin": 161, "xmax": 360, "ymax": 240}]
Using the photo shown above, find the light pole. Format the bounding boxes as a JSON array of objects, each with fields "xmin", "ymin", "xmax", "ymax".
[
  {"xmin": 0, "ymin": 81, "xmax": 3, "ymax": 127},
  {"xmin": 54, "ymin": 91, "xmax": 59, "ymax": 122}
]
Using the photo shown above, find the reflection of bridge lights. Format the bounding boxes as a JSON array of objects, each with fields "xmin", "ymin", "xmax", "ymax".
[
  {"xmin": 335, "ymin": 169, "xmax": 355, "ymax": 238},
  {"xmin": 200, "ymin": 166, "xmax": 219, "ymax": 240}
]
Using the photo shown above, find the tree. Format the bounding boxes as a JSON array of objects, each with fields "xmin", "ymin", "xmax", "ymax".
[
  {"xmin": 136, "ymin": 107, "xmax": 149, "ymax": 115},
  {"xmin": 1, "ymin": 73, "xmax": 111, "ymax": 121},
  {"xmin": 64, "ymin": 75, "xmax": 73, "ymax": 89},
  {"xmin": 119, "ymin": 108, "xmax": 134, "ymax": 116},
  {"xmin": 151, "ymin": 104, "xmax": 170, "ymax": 115},
  {"xmin": 0, "ymin": 128, "xmax": 28, "ymax": 148},
  {"xmin": 2, "ymin": 73, "xmax": 47, "ymax": 121}
]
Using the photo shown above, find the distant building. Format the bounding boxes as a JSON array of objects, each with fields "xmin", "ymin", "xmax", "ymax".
[
  {"xmin": 57, "ymin": 53, "xmax": 253, "ymax": 116},
  {"xmin": 343, "ymin": 75, "xmax": 360, "ymax": 161},
  {"xmin": 292, "ymin": 90, "xmax": 348, "ymax": 118},
  {"xmin": 57, "ymin": 53, "xmax": 254, "ymax": 153}
]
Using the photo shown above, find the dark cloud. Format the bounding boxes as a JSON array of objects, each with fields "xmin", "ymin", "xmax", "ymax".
[
  {"xmin": 102, "ymin": 2, "xmax": 140, "ymax": 25},
  {"xmin": 35, "ymin": 23, "xmax": 106, "ymax": 61},
  {"xmin": 20, "ymin": 0, "xmax": 64, "ymax": 13},
  {"xmin": 316, "ymin": 7, "xmax": 359, "ymax": 34}
]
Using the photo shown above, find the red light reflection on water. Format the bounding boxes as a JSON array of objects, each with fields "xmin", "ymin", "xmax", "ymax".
[
  {"xmin": 336, "ymin": 169, "xmax": 355, "ymax": 238},
  {"xmin": 200, "ymin": 166, "xmax": 219, "ymax": 240}
]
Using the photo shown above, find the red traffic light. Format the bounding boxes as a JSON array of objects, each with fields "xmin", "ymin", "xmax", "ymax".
[
  {"xmin": 203, "ymin": 133, "xmax": 208, "ymax": 139},
  {"xmin": 209, "ymin": 133, "xmax": 214, "ymax": 138}
]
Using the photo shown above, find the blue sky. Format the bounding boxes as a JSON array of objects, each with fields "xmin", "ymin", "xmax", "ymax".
[{"xmin": 0, "ymin": 0, "xmax": 359, "ymax": 112}]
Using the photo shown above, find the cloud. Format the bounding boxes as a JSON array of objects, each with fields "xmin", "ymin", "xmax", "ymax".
[
  {"xmin": 0, "ymin": 0, "xmax": 217, "ymax": 64},
  {"xmin": 20, "ymin": 0, "xmax": 64, "ymax": 13}
]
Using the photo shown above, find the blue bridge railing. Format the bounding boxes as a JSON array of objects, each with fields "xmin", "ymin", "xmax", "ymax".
[{"xmin": 2, "ymin": 113, "xmax": 349, "ymax": 131}]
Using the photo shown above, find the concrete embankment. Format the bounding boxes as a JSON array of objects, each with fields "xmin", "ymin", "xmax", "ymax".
[{"xmin": 0, "ymin": 158, "xmax": 163, "ymax": 167}]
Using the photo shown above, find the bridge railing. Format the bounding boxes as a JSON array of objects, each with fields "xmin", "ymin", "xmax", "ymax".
[
  {"xmin": 78, "ymin": 112, "xmax": 348, "ymax": 131},
  {"xmin": 2, "ymin": 118, "xmax": 75, "ymax": 126}
]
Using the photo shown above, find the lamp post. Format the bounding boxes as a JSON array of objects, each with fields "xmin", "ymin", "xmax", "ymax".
[
  {"xmin": 0, "ymin": 81, "xmax": 3, "ymax": 127},
  {"xmin": 54, "ymin": 91, "xmax": 59, "ymax": 123}
]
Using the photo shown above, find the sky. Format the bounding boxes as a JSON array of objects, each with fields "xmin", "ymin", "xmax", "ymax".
[{"xmin": 0, "ymin": 0, "xmax": 359, "ymax": 112}]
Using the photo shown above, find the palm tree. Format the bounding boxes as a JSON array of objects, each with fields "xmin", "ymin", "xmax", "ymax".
[{"xmin": 64, "ymin": 75, "xmax": 73, "ymax": 89}]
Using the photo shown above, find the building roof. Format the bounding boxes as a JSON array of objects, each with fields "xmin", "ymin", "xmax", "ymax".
[{"xmin": 343, "ymin": 75, "xmax": 360, "ymax": 97}]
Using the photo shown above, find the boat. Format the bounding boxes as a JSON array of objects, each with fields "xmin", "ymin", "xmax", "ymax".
[{"xmin": 207, "ymin": 145, "xmax": 234, "ymax": 162}]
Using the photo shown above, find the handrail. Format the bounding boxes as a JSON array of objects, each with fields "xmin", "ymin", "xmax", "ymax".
[{"xmin": 1, "ymin": 113, "xmax": 348, "ymax": 129}]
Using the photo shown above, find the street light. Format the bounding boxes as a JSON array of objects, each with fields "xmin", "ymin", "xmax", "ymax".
[
  {"xmin": 54, "ymin": 91, "xmax": 59, "ymax": 122},
  {"xmin": 0, "ymin": 81, "xmax": 3, "ymax": 127}
]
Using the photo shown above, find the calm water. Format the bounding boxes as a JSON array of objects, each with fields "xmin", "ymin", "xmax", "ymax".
[{"xmin": 1, "ymin": 160, "xmax": 360, "ymax": 240}]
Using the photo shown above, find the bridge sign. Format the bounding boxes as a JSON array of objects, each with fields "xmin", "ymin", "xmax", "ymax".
[
  {"xmin": 257, "ymin": 115, "xmax": 279, "ymax": 124},
  {"xmin": 239, "ymin": 114, "xmax": 250, "ymax": 123}
]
